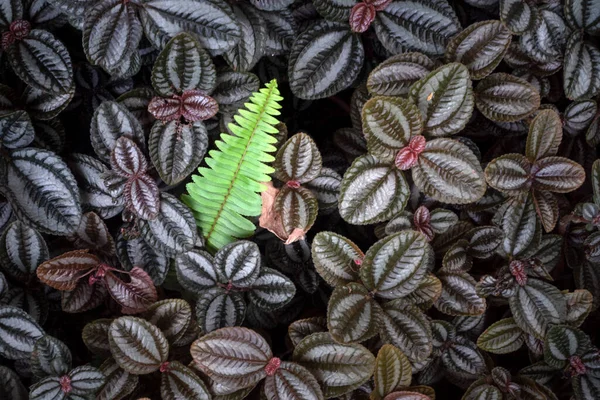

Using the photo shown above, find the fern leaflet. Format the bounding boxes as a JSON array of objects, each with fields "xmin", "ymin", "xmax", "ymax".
[{"xmin": 182, "ymin": 79, "xmax": 283, "ymax": 250}]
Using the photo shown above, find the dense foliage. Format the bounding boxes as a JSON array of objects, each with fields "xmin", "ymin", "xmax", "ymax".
[{"xmin": 1, "ymin": 0, "xmax": 600, "ymax": 399}]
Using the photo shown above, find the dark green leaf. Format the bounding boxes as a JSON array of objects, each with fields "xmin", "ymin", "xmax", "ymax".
[
  {"xmin": 526, "ymin": 109, "xmax": 563, "ymax": 161},
  {"xmin": 477, "ymin": 317, "xmax": 525, "ymax": 354},
  {"xmin": 31, "ymin": 335, "xmax": 72, "ymax": 378}
]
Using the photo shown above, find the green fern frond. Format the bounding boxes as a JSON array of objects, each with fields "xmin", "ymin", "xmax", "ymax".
[{"xmin": 182, "ymin": 79, "xmax": 283, "ymax": 251}]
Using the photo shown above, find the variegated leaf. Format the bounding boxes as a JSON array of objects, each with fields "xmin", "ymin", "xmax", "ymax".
[
  {"xmin": 0, "ymin": 221, "xmax": 48, "ymax": 282},
  {"xmin": 0, "ymin": 365, "xmax": 27, "ymax": 400},
  {"xmin": 484, "ymin": 154, "xmax": 532, "ymax": 196},
  {"xmin": 259, "ymin": 9, "xmax": 295, "ymax": 56},
  {"xmin": 499, "ymin": 0, "xmax": 534, "ymax": 34},
  {"xmin": 543, "ymin": 325, "xmax": 591, "ymax": 369},
  {"xmin": 446, "ymin": 20, "xmax": 511, "ymax": 80},
  {"xmin": 372, "ymin": 0, "xmax": 461, "ymax": 57},
  {"xmin": 4, "ymin": 147, "xmax": 82, "ymax": 236},
  {"xmin": 61, "ymin": 279, "xmax": 108, "ymax": 313},
  {"xmin": 110, "ymin": 136, "xmax": 148, "ymax": 178},
  {"xmin": 0, "ymin": 110, "xmax": 34, "ymax": 149},
  {"xmin": 176, "ymin": 249, "xmax": 218, "ymax": 291},
  {"xmin": 104, "ymin": 267, "xmax": 158, "ymax": 314},
  {"xmin": 367, "ymin": 53, "xmax": 434, "ymax": 96},
  {"xmin": 293, "ymin": 332, "xmax": 375, "ymax": 398},
  {"xmin": 566, "ymin": 289, "xmax": 594, "ymax": 327},
  {"xmin": 379, "ymin": 299, "xmax": 432, "ymax": 363},
  {"xmin": 67, "ymin": 365, "xmax": 106, "ymax": 395},
  {"xmin": 83, "ymin": 0, "xmax": 142, "ymax": 74},
  {"xmin": 152, "ymin": 32, "xmax": 216, "ymax": 96},
  {"xmin": 412, "ymin": 138, "xmax": 486, "ymax": 204},
  {"xmin": 360, "ymin": 231, "xmax": 432, "ymax": 299},
  {"xmin": 509, "ymin": 278, "xmax": 567, "ymax": 339},
  {"xmin": 361, "ymin": 96, "xmax": 423, "ymax": 161},
  {"xmin": 564, "ymin": 100, "xmax": 597, "ymax": 135},
  {"xmin": 138, "ymin": 0, "xmax": 241, "ymax": 53},
  {"xmin": 288, "ymin": 317, "xmax": 328, "ymax": 347},
  {"xmin": 144, "ymin": 299, "xmax": 192, "ymax": 345},
  {"xmin": 373, "ymin": 344, "xmax": 412, "ymax": 400},
  {"xmin": 28, "ymin": 377, "xmax": 67, "ymax": 400},
  {"xmin": 90, "ymin": 101, "xmax": 146, "ymax": 163},
  {"xmin": 312, "ymin": 0, "xmax": 353, "ymax": 22},
  {"xmin": 263, "ymin": 361, "xmax": 325, "ymax": 400},
  {"xmin": 501, "ymin": 194, "xmax": 539, "ymax": 257},
  {"xmin": 311, "ymin": 232, "xmax": 363, "ymax": 287},
  {"xmin": 475, "ymin": 73, "xmax": 541, "ymax": 122},
  {"xmin": 404, "ymin": 274, "xmax": 442, "ymax": 306},
  {"xmin": 442, "ymin": 336, "xmax": 488, "ymax": 382},
  {"xmin": 563, "ymin": 33, "xmax": 600, "ymax": 101},
  {"xmin": 339, "ymin": 155, "xmax": 410, "ymax": 225},
  {"xmin": 0, "ymin": 305, "xmax": 44, "ymax": 360},
  {"xmin": 274, "ymin": 186, "xmax": 319, "ymax": 237},
  {"xmin": 7, "ymin": 29, "xmax": 73, "ymax": 94},
  {"xmin": 0, "ymin": 0, "xmax": 22, "ymax": 29},
  {"xmin": 160, "ymin": 361, "xmax": 211, "ymax": 400},
  {"xmin": 526, "ymin": 109, "xmax": 563, "ymax": 161},
  {"xmin": 223, "ymin": 4, "xmax": 266, "ymax": 72},
  {"xmin": 36, "ymin": 250, "xmax": 99, "ymax": 291},
  {"xmin": 327, "ymin": 283, "xmax": 381, "ymax": 343},
  {"xmin": 532, "ymin": 190, "xmax": 559, "ymax": 233},
  {"xmin": 211, "ymin": 71, "xmax": 260, "ymax": 114},
  {"xmin": 304, "ymin": 167, "xmax": 342, "ymax": 212},
  {"xmin": 117, "ymin": 233, "xmax": 169, "ymax": 285},
  {"xmin": 138, "ymin": 192, "xmax": 197, "ymax": 258},
  {"xmin": 462, "ymin": 379, "xmax": 502, "ymax": 400},
  {"xmin": 531, "ymin": 157, "xmax": 585, "ymax": 193},
  {"xmin": 275, "ymin": 133, "xmax": 322, "ymax": 184},
  {"xmin": 565, "ymin": 0, "xmax": 600, "ymax": 34},
  {"xmin": 97, "ymin": 359, "xmax": 139, "ymax": 400},
  {"xmin": 466, "ymin": 226, "xmax": 504, "ymax": 259},
  {"xmin": 82, "ymin": 319, "xmax": 112, "ymax": 356},
  {"xmin": 109, "ymin": 316, "xmax": 169, "ymax": 374},
  {"xmin": 31, "ymin": 335, "xmax": 72, "ymax": 378},
  {"xmin": 191, "ymin": 327, "xmax": 272, "ymax": 389},
  {"xmin": 196, "ymin": 287, "xmax": 245, "ymax": 333},
  {"xmin": 68, "ymin": 154, "xmax": 123, "ymax": 219},
  {"xmin": 382, "ymin": 392, "xmax": 431, "ymax": 400},
  {"xmin": 214, "ymin": 240, "xmax": 260, "ymax": 287},
  {"xmin": 435, "ymin": 272, "xmax": 486, "ymax": 316},
  {"xmin": 71, "ymin": 212, "xmax": 115, "ymax": 256},
  {"xmin": 149, "ymin": 120, "xmax": 208, "ymax": 186},
  {"xmin": 248, "ymin": 267, "xmax": 296, "ymax": 311},
  {"xmin": 289, "ymin": 20, "xmax": 364, "ymax": 100},
  {"xmin": 477, "ymin": 317, "xmax": 525, "ymax": 354},
  {"xmin": 409, "ymin": 63, "xmax": 474, "ymax": 137}
]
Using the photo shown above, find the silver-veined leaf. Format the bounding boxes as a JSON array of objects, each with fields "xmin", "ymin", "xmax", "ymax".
[
  {"xmin": 442, "ymin": 336, "xmax": 488, "ymax": 382},
  {"xmin": 68, "ymin": 365, "xmax": 106, "ymax": 395},
  {"xmin": 532, "ymin": 157, "xmax": 585, "ymax": 193},
  {"xmin": 379, "ymin": 299, "xmax": 432, "ymax": 363},
  {"xmin": 327, "ymin": 283, "xmax": 381, "ymax": 343},
  {"xmin": 214, "ymin": 240, "xmax": 261, "ymax": 287},
  {"xmin": 446, "ymin": 20, "xmax": 512, "ymax": 80},
  {"xmin": 138, "ymin": 0, "xmax": 241, "ymax": 54},
  {"xmin": 138, "ymin": 192, "xmax": 197, "ymax": 258},
  {"xmin": 274, "ymin": 133, "xmax": 322, "ymax": 184},
  {"xmin": 0, "ymin": 221, "xmax": 48, "ymax": 282},
  {"xmin": 293, "ymin": 332, "xmax": 375, "ymax": 398},
  {"xmin": 7, "ymin": 29, "xmax": 73, "ymax": 95},
  {"xmin": 259, "ymin": 10, "xmax": 296, "ymax": 56},
  {"xmin": 274, "ymin": 186, "xmax": 319, "ymax": 237},
  {"xmin": 0, "ymin": 365, "xmax": 27, "ymax": 400},
  {"xmin": 360, "ymin": 231, "xmax": 432, "ymax": 299},
  {"xmin": 477, "ymin": 317, "xmax": 525, "ymax": 354},
  {"xmin": 82, "ymin": 319, "xmax": 112, "ymax": 356},
  {"xmin": 311, "ymin": 232, "xmax": 363, "ymax": 287},
  {"xmin": 4, "ymin": 147, "xmax": 82, "ymax": 236},
  {"xmin": 0, "ymin": 0, "xmax": 22, "ymax": 29},
  {"xmin": 509, "ymin": 278, "xmax": 567, "ymax": 339},
  {"xmin": 372, "ymin": 0, "xmax": 461, "ymax": 57},
  {"xmin": 144, "ymin": 299, "xmax": 192, "ymax": 345},
  {"xmin": 466, "ymin": 226, "xmax": 504, "ymax": 259},
  {"xmin": 339, "ymin": 154, "xmax": 410, "ymax": 225},
  {"xmin": 500, "ymin": 0, "xmax": 533, "ymax": 34},
  {"xmin": 0, "ymin": 305, "xmax": 44, "ymax": 360},
  {"xmin": 372, "ymin": 344, "xmax": 412, "ymax": 400},
  {"xmin": 152, "ymin": 32, "xmax": 216, "ymax": 96},
  {"xmin": 484, "ymin": 154, "xmax": 532, "ymax": 196},
  {"xmin": 501, "ymin": 194, "xmax": 539, "ymax": 257},
  {"xmin": 223, "ymin": 4, "xmax": 266, "ymax": 72},
  {"xmin": 564, "ymin": 100, "xmax": 597, "ymax": 135},
  {"xmin": 196, "ymin": 287, "xmax": 245, "ymax": 333},
  {"xmin": 304, "ymin": 167, "xmax": 342, "ymax": 212},
  {"xmin": 90, "ymin": 101, "xmax": 146, "ymax": 163},
  {"xmin": 520, "ymin": 10, "xmax": 569, "ymax": 63},
  {"xmin": 526, "ymin": 109, "xmax": 563, "ymax": 161},
  {"xmin": 191, "ymin": 327, "xmax": 272, "ymax": 389},
  {"xmin": 263, "ymin": 361, "xmax": 325, "ymax": 400},
  {"xmin": 565, "ymin": 0, "xmax": 600, "ymax": 35},
  {"xmin": 532, "ymin": 190, "xmax": 559, "ymax": 233},
  {"xmin": 83, "ymin": 0, "xmax": 142, "ymax": 74},
  {"xmin": 404, "ymin": 273, "xmax": 442, "ymax": 306},
  {"xmin": 312, "ymin": 0, "xmax": 353, "ymax": 22},
  {"xmin": 31, "ymin": 335, "xmax": 72, "ymax": 378},
  {"xmin": 117, "ymin": 233, "xmax": 169, "ymax": 285},
  {"xmin": 0, "ymin": 110, "xmax": 34, "ymax": 149},
  {"xmin": 362, "ymin": 96, "xmax": 423, "ymax": 161},
  {"xmin": 565, "ymin": 289, "xmax": 594, "ymax": 327},
  {"xmin": 563, "ymin": 33, "xmax": 600, "ymax": 101},
  {"xmin": 543, "ymin": 325, "xmax": 591, "ymax": 369},
  {"xmin": 97, "ymin": 359, "xmax": 139, "ymax": 400},
  {"xmin": 161, "ymin": 361, "xmax": 211, "ymax": 400},
  {"xmin": 248, "ymin": 267, "xmax": 296, "ymax": 311},
  {"xmin": 288, "ymin": 317, "xmax": 328, "ymax": 347},
  {"xmin": 475, "ymin": 73, "xmax": 541, "ymax": 122},
  {"xmin": 409, "ymin": 63, "xmax": 473, "ymax": 137},
  {"xmin": 367, "ymin": 52, "xmax": 434, "ymax": 96},
  {"xmin": 288, "ymin": 20, "xmax": 364, "ymax": 100},
  {"xmin": 23, "ymin": 86, "xmax": 74, "ymax": 121},
  {"xmin": 109, "ymin": 316, "xmax": 169, "ymax": 375},
  {"xmin": 412, "ymin": 138, "xmax": 486, "ymax": 204},
  {"xmin": 211, "ymin": 71, "xmax": 260, "ymax": 114},
  {"xmin": 176, "ymin": 249, "xmax": 218, "ymax": 292},
  {"xmin": 435, "ymin": 271, "xmax": 486, "ymax": 316},
  {"xmin": 28, "ymin": 377, "xmax": 67, "ymax": 400},
  {"xmin": 149, "ymin": 120, "xmax": 208, "ymax": 186}
]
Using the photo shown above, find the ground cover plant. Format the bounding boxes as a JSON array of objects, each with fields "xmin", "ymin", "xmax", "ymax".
[{"xmin": 1, "ymin": 0, "xmax": 600, "ymax": 399}]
